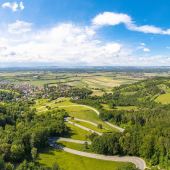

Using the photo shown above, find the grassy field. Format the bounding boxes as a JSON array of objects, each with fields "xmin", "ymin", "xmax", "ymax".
[
  {"xmin": 38, "ymin": 149, "xmax": 135, "ymax": 170},
  {"xmin": 65, "ymin": 123, "xmax": 92, "ymax": 141},
  {"xmin": 0, "ymin": 71, "xmax": 145, "ymax": 95},
  {"xmin": 71, "ymin": 119, "xmax": 113, "ymax": 133},
  {"xmin": 155, "ymin": 93, "xmax": 170, "ymax": 104},
  {"xmin": 34, "ymin": 98, "xmax": 117, "ymax": 131},
  {"xmin": 58, "ymin": 141, "xmax": 92, "ymax": 152}
]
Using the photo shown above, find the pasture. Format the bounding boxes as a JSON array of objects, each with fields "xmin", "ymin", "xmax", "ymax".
[{"xmin": 38, "ymin": 149, "xmax": 134, "ymax": 170}]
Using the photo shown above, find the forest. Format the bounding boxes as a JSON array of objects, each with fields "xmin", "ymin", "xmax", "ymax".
[{"xmin": 0, "ymin": 75, "xmax": 169, "ymax": 169}]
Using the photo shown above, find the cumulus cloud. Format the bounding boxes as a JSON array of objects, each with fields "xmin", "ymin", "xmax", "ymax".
[
  {"xmin": 0, "ymin": 23, "xmax": 126, "ymax": 66},
  {"xmin": 8, "ymin": 20, "xmax": 32, "ymax": 34},
  {"xmin": 1, "ymin": 1, "xmax": 24, "ymax": 12},
  {"xmin": 0, "ymin": 19, "xmax": 169, "ymax": 66},
  {"xmin": 92, "ymin": 12, "xmax": 170, "ymax": 35},
  {"xmin": 92, "ymin": 12, "xmax": 131, "ymax": 27}
]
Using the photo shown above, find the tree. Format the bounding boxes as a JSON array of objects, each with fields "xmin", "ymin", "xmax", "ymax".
[
  {"xmin": 97, "ymin": 124, "xmax": 103, "ymax": 129},
  {"xmin": 0, "ymin": 156, "xmax": 5, "ymax": 170},
  {"xmin": 10, "ymin": 144, "xmax": 25, "ymax": 162},
  {"xmin": 5, "ymin": 162, "xmax": 14, "ymax": 170},
  {"xmin": 84, "ymin": 141, "xmax": 88, "ymax": 150},
  {"xmin": 31, "ymin": 147, "xmax": 37, "ymax": 161}
]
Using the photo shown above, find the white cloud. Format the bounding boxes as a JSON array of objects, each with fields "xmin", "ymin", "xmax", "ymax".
[
  {"xmin": 19, "ymin": 1, "xmax": 24, "ymax": 10},
  {"xmin": 8, "ymin": 20, "xmax": 32, "ymax": 34},
  {"xmin": 103, "ymin": 43, "xmax": 121, "ymax": 54},
  {"xmin": 0, "ymin": 20, "xmax": 169, "ymax": 67},
  {"xmin": 0, "ymin": 23, "xmax": 125, "ymax": 66},
  {"xmin": 92, "ymin": 12, "xmax": 131, "ymax": 27},
  {"xmin": 143, "ymin": 48, "xmax": 150, "ymax": 52},
  {"xmin": 1, "ymin": 1, "xmax": 24, "ymax": 12},
  {"xmin": 92, "ymin": 12, "xmax": 170, "ymax": 35}
]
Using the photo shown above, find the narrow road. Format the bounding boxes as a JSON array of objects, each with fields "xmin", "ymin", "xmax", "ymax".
[
  {"xmin": 66, "ymin": 119, "xmax": 102, "ymax": 136},
  {"xmin": 49, "ymin": 138, "xmax": 146, "ymax": 170},
  {"xmin": 104, "ymin": 121, "xmax": 125, "ymax": 133},
  {"xmin": 57, "ymin": 137, "xmax": 91, "ymax": 144},
  {"xmin": 69, "ymin": 117, "xmax": 98, "ymax": 127},
  {"xmin": 58, "ymin": 104, "xmax": 125, "ymax": 132},
  {"xmin": 63, "ymin": 147, "xmax": 146, "ymax": 170},
  {"xmin": 55, "ymin": 103, "xmax": 146, "ymax": 169}
]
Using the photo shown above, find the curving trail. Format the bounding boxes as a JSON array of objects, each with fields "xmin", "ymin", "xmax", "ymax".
[
  {"xmin": 104, "ymin": 121, "xmax": 125, "ymax": 133},
  {"xmin": 63, "ymin": 147, "xmax": 146, "ymax": 170},
  {"xmin": 49, "ymin": 137, "xmax": 146, "ymax": 170},
  {"xmin": 66, "ymin": 119, "xmax": 102, "ymax": 136},
  {"xmin": 54, "ymin": 103, "xmax": 146, "ymax": 170},
  {"xmin": 69, "ymin": 117, "xmax": 98, "ymax": 127},
  {"xmin": 58, "ymin": 104, "xmax": 125, "ymax": 132},
  {"xmin": 57, "ymin": 137, "xmax": 91, "ymax": 145}
]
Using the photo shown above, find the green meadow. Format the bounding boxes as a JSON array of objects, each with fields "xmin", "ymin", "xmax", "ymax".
[{"xmin": 38, "ymin": 149, "xmax": 135, "ymax": 170}]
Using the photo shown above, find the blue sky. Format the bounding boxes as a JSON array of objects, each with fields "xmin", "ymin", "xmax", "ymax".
[{"xmin": 0, "ymin": 0, "xmax": 170, "ymax": 66}]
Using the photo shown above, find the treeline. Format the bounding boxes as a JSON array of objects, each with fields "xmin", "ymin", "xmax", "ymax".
[{"xmin": 44, "ymin": 84, "xmax": 92, "ymax": 100}]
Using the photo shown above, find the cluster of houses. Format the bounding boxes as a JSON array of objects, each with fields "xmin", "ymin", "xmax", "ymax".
[{"xmin": 0, "ymin": 80, "xmax": 44, "ymax": 100}]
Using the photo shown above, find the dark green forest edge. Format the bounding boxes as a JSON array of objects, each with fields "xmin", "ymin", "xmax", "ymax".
[{"xmin": 0, "ymin": 75, "xmax": 170, "ymax": 170}]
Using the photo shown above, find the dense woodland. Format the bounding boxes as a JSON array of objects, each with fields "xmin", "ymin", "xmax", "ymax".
[
  {"xmin": 73, "ymin": 77, "xmax": 170, "ymax": 169},
  {"xmin": 0, "ymin": 76, "xmax": 170, "ymax": 169},
  {"xmin": 0, "ymin": 100, "xmax": 68, "ymax": 169}
]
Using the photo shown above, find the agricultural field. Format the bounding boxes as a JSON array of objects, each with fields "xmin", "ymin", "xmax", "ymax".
[{"xmin": 0, "ymin": 71, "xmax": 151, "ymax": 96}]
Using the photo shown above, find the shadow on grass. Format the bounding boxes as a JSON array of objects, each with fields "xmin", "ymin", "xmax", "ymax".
[{"xmin": 62, "ymin": 126, "xmax": 77, "ymax": 138}]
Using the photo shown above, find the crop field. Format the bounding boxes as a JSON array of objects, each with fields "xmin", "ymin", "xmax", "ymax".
[
  {"xmin": 0, "ymin": 71, "xmax": 148, "ymax": 96},
  {"xmin": 38, "ymin": 149, "xmax": 134, "ymax": 170}
]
